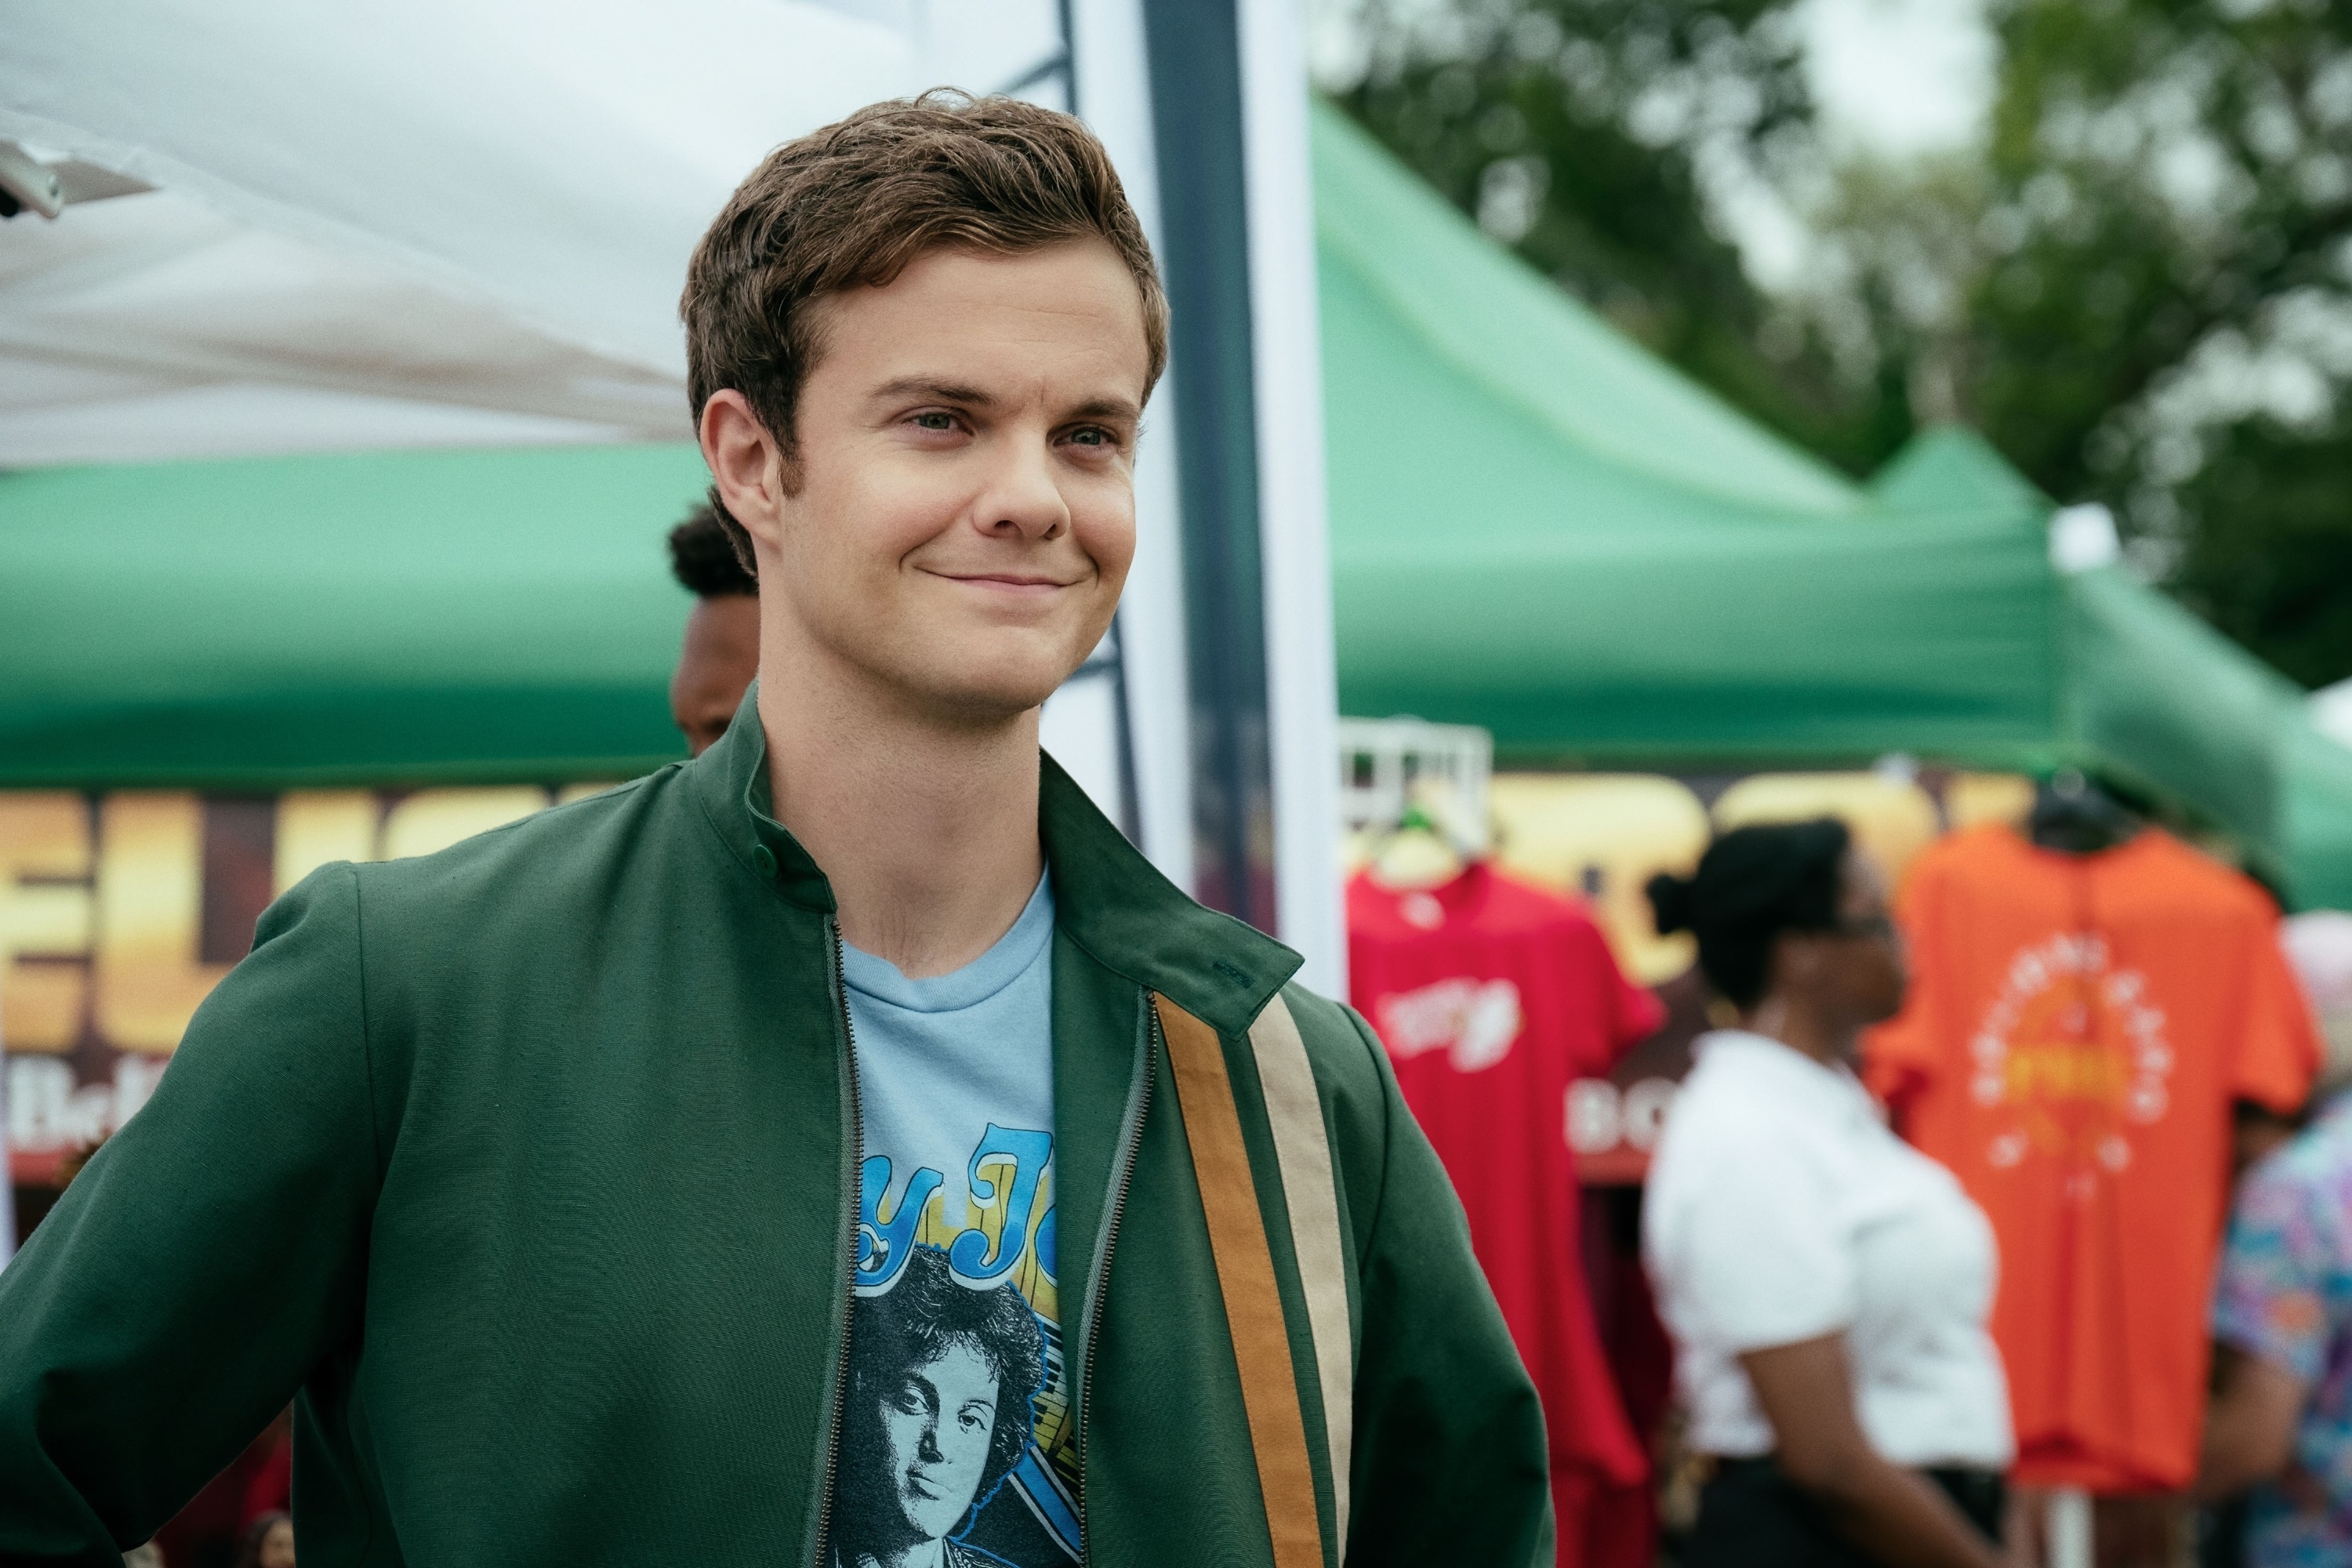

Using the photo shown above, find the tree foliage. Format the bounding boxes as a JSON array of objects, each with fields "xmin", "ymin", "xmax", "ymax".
[
  {"xmin": 1326, "ymin": 0, "xmax": 2352, "ymax": 686},
  {"xmin": 1330, "ymin": 0, "xmax": 1918, "ymax": 474},
  {"xmin": 1968, "ymin": 0, "xmax": 2352, "ymax": 684}
]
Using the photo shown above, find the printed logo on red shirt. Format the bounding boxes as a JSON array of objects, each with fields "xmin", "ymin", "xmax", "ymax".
[{"xmin": 1375, "ymin": 977, "xmax": 1524, "ymax": 1073}]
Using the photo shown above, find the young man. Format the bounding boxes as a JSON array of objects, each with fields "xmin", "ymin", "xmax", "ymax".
[
  {"xmin": 666, "ymin": 500, "xmax": 761, "ymax": 755},
  {"xmin": 0, "ymin": 95, "xmax": 1549, "ymax": 1568}
]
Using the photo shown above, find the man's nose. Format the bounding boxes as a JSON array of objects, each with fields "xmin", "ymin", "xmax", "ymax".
[{"xmin": 974, "ymin": 434, "xmax": 1069, "ymax": 542}]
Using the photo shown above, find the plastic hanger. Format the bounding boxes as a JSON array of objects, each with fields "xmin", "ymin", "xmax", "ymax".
[
  {"xmin": 2027, "ymin": 768, "xmax": 2140, "ymax": 855},
  {"xmin": 1366, "ymin": 800, "xmax": 1472, "ymax": 891}
]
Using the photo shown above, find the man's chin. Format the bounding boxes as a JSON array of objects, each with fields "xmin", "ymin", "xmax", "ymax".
[
  {"xmin": 891, "ymin": 659, "xmax": 1082, "ymax": 729},
  {"xmin": 807, "ymin": 611, "xmax": 1111, "ymax": 728},
  {"xmin": 922, "ymin": 684, "xmax": 1062, "ymax": 729}
]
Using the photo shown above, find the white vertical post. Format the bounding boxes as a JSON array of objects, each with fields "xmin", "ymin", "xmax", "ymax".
[
  {"xmin": 2047, "ymin": 1486, "xmax": 2092, "ymax": 1568},
  {"xmin": 1236, "ymin": 0, "xmax": 1345, "ymax": 997}
]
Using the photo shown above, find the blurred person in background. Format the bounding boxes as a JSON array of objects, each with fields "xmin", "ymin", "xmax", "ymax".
[
  {"xmin": 2195, "ymin": 911, "xmax": 2352, "ymax": 1565},
  {"xmin": 230, "ymin": 1512, "xmax": 292, "ymax": 1568},
  {"xmin": 666, "ymin": 499, "xmax": 760, "ymax": 755},
  {"xmin": 236, "ymin": 1409, "xmax": 292, "ymax": 1534},
  {"xmin": 1643, "ymin": 819, "xmax": 2013, "ymax": 1568}
]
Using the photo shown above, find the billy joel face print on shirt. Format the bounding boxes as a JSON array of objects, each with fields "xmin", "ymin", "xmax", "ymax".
[
  {"xmin": 835, "ymin": 1245, "xmax": 1047, "ymax": 1568},
  {"xmin": 837, "ymin": 1127, "xmax": 1076, "ymax": 1567}
]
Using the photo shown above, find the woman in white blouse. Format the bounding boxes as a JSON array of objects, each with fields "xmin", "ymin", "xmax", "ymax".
[{"xmin": 1643, "ymin": 818, "xmax": 2012, "ymax": 1568}]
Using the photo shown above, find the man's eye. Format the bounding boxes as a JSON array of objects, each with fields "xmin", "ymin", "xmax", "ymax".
[
  {"xmin": 1068, "ymin": 426, "xmax": 1112, "ymax": 448},
  {"xmin": 912, "ymin": 412, "xmax": 956, "ymax": 431}
]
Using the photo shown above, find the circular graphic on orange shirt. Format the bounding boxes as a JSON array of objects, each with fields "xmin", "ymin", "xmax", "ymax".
[{"xmin": 1969, "ymin": 933, "xmax": 2172, "ymax": 1173}]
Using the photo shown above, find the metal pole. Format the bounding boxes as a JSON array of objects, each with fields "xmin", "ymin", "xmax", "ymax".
[{"xmin": 1140, "ymin": 0, "xmax": 1276, "ymax": 931}]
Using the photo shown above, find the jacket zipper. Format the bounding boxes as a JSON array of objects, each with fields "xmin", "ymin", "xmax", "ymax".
[
  {"xmin": 811, "ymin": 918, "xmax": 863, "ymax": 1568},
  {"xmin": 1074, "ymin": 997, "xmax": 1160, "ymax": 1566}
]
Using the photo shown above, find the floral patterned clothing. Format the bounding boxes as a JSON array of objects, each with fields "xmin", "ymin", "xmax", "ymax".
[{"xmin": 2213, "ymin": 1093, "xmax": 2352, "ymax": 1567}]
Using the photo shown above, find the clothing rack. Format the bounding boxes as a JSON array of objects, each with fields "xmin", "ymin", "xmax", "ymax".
[{"xmin": 1337, "ymin": 717, "xmax": 1494, "ymax": 854}]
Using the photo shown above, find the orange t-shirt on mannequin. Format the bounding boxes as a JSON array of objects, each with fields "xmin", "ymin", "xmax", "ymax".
[{"xmin": 1867, "ymin": 825, "xmax": 2318, "ymax": 1490}]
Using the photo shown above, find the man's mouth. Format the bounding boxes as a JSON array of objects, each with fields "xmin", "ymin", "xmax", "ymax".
[
  {"xmin": 936, "ymin": 571, "xmax": 1074, "ymax": 591},
  {"xmin": 917, "ymin": 566, "xmax": 1082, "ymax": 597},
  {"xmin": 904, "ymin": 1468, "xmax": 946, "ymax": 1500}
]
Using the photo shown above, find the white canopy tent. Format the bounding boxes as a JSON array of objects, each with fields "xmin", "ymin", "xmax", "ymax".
[
  {"xmin": 0, "ymin": 0, "xmax": 1073, "ymax": 461},
  {"xmin": 0, "ymin": 0, "xmax": 1343, "ymax": 993}
]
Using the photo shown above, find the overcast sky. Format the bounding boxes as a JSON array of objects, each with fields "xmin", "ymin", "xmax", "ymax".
[
  {"xmin": 1305, "ymin": 0, "xmax": 2001, "ymax": 296},
  {"xmin": 1308, "ymin": 0, "xmax": 1996, "ymax": 155},
  {"xmin": 1799, "ymin": 0, "xmax": 1994, "ymax": 155}
]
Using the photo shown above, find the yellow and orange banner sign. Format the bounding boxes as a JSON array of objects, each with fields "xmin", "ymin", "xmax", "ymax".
[
  {"xmin": 2, "ymin": 785, "xmax": 615, "ymax": 1183},
  {"xmin": 4, "ymin": 768, "xmax": 2034, "ymax": 1189}
]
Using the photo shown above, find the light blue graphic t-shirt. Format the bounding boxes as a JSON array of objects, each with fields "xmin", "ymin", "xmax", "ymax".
[{"xmin": 832, "ymin": 873, "xmax": 1077, "ymax": 1567}]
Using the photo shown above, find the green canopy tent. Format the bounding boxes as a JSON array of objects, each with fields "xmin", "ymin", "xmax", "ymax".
[
  {"xmin": 1865, "ymin": 424, "xmax": 2296, "ymax": 869},
  {"xmin": 0, "ymin": 445, "xmax": 710, "ymax": 788},
  {"xmin": 1859, "ymin": 423, "xmax": 2352, "ymax": 908},
  {"xmin": 2288, "ymin": 718, "xmax": 2352, "ymax": 909},
  {"xmin": 1317, "ymin": 107, "xmax": 2059, "ymax": 769},
  {"xmin": 1314, "ymin": 100, "xmax": 2309, "ymax": 887}
]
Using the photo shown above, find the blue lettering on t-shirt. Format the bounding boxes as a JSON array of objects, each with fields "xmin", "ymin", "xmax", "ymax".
[
  {"xmin": 950, "ymin": 1124, "xmax": 1054, "ymax": 1283},
  {"xmin": 854, "ymin": 1156, "xmax": 943, "ymax": 1286},
  {"xmin": 855, "ymin": 1128, "xmax": 1054, "ymax": 1293}
]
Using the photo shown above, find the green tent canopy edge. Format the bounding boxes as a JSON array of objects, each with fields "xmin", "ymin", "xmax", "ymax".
[{"xmin": 0, "ymin": 444, "xmax": 710, "ymax": 789}]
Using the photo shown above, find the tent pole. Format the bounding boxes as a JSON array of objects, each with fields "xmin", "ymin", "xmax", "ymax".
[{"xmin": 1141, "ymin": 0, "xmax": 1277, "ymax": 936}]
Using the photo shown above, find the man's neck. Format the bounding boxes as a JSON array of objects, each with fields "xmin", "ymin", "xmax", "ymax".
[{"xmin": 756, "ymin": 642, "xmax": 1044, "ymax": 981}]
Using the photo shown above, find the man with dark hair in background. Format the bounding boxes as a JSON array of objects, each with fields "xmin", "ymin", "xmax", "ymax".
[{"xmin": 667, "ymin": 501, "xmax": 760, "ymax": 755}]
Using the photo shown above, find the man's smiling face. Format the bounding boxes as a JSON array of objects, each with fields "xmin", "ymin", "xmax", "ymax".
[{"xmin": 755, "ymin": 239, "xmax": 1147, "ymax": 723}]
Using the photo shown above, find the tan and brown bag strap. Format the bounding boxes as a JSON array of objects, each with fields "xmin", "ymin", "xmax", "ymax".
[{"xmin": 1153, "ymin": 992, "xmax": 1353, "ymax": 1568}]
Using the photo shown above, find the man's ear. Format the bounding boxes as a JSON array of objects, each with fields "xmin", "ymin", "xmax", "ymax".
[{"xmin": 699, "ymin": 390, "xmax": 789, "ymax": 551}]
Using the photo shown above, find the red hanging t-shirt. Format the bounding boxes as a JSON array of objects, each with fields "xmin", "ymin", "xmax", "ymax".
[
  {"xmin": 1867, "ymin": 826, "xmax": 2318, "ymax": 1491},
  {"xmin": 1349, "ymin": 865, "xmax": 1661, "ymax": 1515}
]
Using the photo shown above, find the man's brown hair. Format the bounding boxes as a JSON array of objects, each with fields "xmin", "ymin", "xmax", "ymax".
[{"xmin": 682, "ymin": 89, "xmax": 1169, "ymax": 574}]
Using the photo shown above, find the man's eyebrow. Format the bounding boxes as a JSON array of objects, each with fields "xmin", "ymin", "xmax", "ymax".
[
  {"xmin": 868, "ymin": 379, "xmax": 1140, "ymax": 423},
  {"xmin": 869, "ymin": 376, "xmax": 994, "ymax": 406}
]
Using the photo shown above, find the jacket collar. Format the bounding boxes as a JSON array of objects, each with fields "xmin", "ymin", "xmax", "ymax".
[{"xmin": 688, "ymin": 683, "xmax": 1302, "ymax": 1037}]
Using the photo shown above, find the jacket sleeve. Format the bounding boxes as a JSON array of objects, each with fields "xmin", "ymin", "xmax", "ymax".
[
  {"xmin": 0, "ymin": 866, "xmax": 382, "ymax": 1566},
  {"xmin": 1338, "ymin": 1007, "xmax": 1555, "ymax": 1568}
]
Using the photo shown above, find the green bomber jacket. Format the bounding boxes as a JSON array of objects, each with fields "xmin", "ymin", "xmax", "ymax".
[{"xmin": 0, "ymin": 698, "xmax": 1552, "ymax": 1568}]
